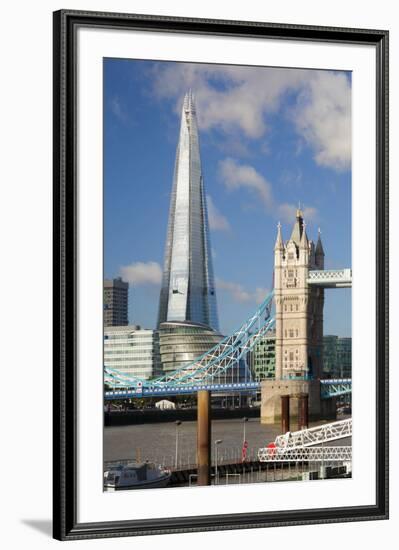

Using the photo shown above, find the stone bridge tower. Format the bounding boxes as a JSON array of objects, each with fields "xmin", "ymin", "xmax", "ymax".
[
  {"xmin": 274, "ymin": 209, "xmax": 324, "ymax": 381},
  {"xmin": 261, "ymin": 209, "xmax": 331, "ymax": 424}
]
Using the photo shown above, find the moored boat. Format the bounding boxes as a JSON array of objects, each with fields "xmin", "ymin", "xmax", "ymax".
[{"xmin": 104, "ymin": 462, "xmax": 171, "ymax": 490}]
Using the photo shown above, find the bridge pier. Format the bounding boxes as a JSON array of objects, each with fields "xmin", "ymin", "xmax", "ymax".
[
  {"xmin": 197, "ymin": 390, "xmax": 211, "ymax": 486},
  {"xmin": 260, "ymin": 379, "xmax": 335, "ymax": 425},
  {"xmin": 281, "ymin": 395, "xmax": 290, "ymax": 433},
  {"xmin": 298, "ymin": 393, "xmax": 309, "ymax": 430}
]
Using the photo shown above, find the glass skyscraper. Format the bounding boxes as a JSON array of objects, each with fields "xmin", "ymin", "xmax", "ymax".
[{"xmin": 158, "ymin": 90, "xmax": 219, "ymax": 330}]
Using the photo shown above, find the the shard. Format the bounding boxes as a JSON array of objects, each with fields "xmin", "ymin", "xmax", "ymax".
[{"xmin": 157, "ymin": 91, "xmax": 219, "ymax": 330}]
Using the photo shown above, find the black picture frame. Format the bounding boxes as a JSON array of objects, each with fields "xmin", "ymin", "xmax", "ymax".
[{"xmin": 53, "ymin": 9, "xmax": 389, "ymax": 541}]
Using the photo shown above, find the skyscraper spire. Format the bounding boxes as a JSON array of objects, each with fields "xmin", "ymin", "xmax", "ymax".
[{"xmin": 157, "ymin": 91, "xmax": 219, "ymax": 330}]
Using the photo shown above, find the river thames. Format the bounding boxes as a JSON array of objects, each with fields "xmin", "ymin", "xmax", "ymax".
[{"xmin": 104, "ymin": 416, "xmax": 351, "ymax": 470}]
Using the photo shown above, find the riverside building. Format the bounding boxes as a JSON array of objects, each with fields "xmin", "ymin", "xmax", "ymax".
[
  {"xmin": 104, "ymin": 277, "xmax": 129, "ymax": 327},
  {"xmin": 158, "ymin": 320, "xmax": 223, "ymax": 374},
  {"xmin": 104, "ymin": 326, "xmax": 162, "ymax": 380},
  {"xmin": 250, "ymin": 331, "xmax": 276, "ymax": 381},
  {"xmin": 323, "ymin": 335, "xmax": 352, "ymax": 378}
]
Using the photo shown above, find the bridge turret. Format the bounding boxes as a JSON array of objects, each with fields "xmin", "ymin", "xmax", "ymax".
[
  {"xmin": 315, "ymin": 229, "xmax": 325, "ymax": 269},
  {"xmin": 274, "ymin": 221, "xmax": 284, "ymax": 251},
  {"xmin": 290, "ymin": 208, "xmax": 304, "ymax": 247},
  {"xmin": 274, "ymin": 209, "xmax": 324, "ymax": 382},
  {"xmin": 300, "ymin": 222, "xmax": 308, "ymax": 248},
  {"xmin": 299, "ymin": 221, "xmax": 309, "ymax": 264},
  {"xmin": 274, "ymin": 222, "xmax": 284, "ymax": 269}
]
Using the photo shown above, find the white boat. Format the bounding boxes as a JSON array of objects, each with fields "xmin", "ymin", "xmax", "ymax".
[{"xmin": 104, "ymin": 462, "xmax": 171, "ymax": 490}]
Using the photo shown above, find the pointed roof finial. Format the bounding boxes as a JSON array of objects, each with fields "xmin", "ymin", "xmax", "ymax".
[
  {"xmin": 290, "ymin": 207, "xmax": 304, "ymax": 245},
  {"xmin": 300, "ymin": 220, "xmax": 308, "ymax": 248},
  {"xmin": 275, "ymin": 221, "xmax": 284, "ymax": 250},
  {"xmin": 296, "ymin": 201, "xmax": 304, "ymax": 220},
  {"xmin": 316, "ymin": 227, "xmax": 324, "ymax": 256}
]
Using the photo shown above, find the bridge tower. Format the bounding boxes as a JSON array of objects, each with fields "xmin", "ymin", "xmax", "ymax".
[
  {"xmin": 261, "ymin": 209, "xmax": 333, "ymax": 424},
  {"xmin": 274, "ymin": 209, "xmax": 324, "ymax": 381}
]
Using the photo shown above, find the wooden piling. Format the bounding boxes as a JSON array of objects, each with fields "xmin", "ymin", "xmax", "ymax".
[
  {"xmin": 298, "ymin": 393, "xmax": 309, "ymax": 430},
  {"xmin": 281, "ymin": 394, "xmax": 290, "ymax": 433},
  {"xmin": 197, "ymin": 390, "xmax": 211, "ymax": 485}
]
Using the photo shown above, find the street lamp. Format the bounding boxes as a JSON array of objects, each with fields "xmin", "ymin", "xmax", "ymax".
[
  {"xmin": 242, "ymin": 417, "xmax": 248, "ymax": 445},
  {"xmin": 242, "ymin": 417, "xmax": 249, "ymax": 463},
  {"xmin": 214, "ymin": 439, "xmax": 223, "ymax": 484},
  {"xmin": 175, "ymin": 420, "xmax": 182, "ymax": 469}
]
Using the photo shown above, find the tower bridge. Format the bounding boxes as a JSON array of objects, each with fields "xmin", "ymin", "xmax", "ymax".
[
  {"xmin": 105, "ymin": 212, "xmax": 351, "ymax": 413},
  {"xmin": 105, "ymin": 94, "xmax": 351, "ymax": 432},
  {"xmin": 104, "ymin": 92, "xmax": 352, "ymax": 486}
]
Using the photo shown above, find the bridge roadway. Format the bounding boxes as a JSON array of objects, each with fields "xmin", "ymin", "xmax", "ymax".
[
  {"xmin": 307, "ymin": 268, "xmax": 352, "ymax": 288},
  {"xmin": 104, "ymin": 379, "xmax": 352, "ymax": 400}
]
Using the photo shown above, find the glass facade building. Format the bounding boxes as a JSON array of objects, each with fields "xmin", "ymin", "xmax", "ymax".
[
  {"xmin": 158, "ymin": 91, "xmax": 219, "ymax": 330},
  {"xmin": 250, "ymin": 331, "xmax": 276, "ymax": 381},
  {"xmin": 336, "ymin": 337, "xmax": 352, "ymax": 378},
  {"xmin": 158, "ymin": 321, "xmax": 223, "ymax": 374},
  {"xmin": 322, "ymin": 335, "xmax": 352, "ymax": 378},
  {"xmin": 158, "ymin": 320, "xmax": 252, "ymax": 386},
  {"xmin": 104, "ymin": 326, "xmax": 162, "ymax": 380}
]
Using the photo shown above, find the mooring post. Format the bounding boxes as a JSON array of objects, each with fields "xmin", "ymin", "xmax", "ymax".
[
  {"xmin": 281, "ymin": 394, "xmax": 290, "ymax": 433},
  {"xmin": 197, "ymin": 390, "xmax": 211, "ymax": 485},
  {"xmin": 298, "ymin": 393, "xmax": 309, "ymax": 430}
]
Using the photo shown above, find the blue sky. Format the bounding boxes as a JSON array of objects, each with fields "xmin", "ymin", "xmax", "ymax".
[{"xmin": 104, "ymin": 59, "xmax": 352, "ymax": 337}]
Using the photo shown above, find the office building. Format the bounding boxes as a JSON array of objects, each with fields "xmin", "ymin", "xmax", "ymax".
[
  {"xmin": 158, "ymin": 90, "xmax": 219, "ymax": 330},
  {"xmin": 104, "ymin": 277, "xmax": 129, "ymax": 327},
  {"xmin": 158, "ymin": 320, "xmax": 223, "ymax": 374},
  {"xmin": 250, "ymin": 331, "xmax": 276, "ymax": 381},
  {"xmin": 323, "ymin": 335, "xmax": 352, "ymax": 378},
  {"xmin": 104, "ymin": 326, "xmax": 162, "ymax": 380}
]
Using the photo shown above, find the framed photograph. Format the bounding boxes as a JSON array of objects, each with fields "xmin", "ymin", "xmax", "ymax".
[{"xmin": 53, "ymin": 9, "xmax": 389, "ymax": 540}]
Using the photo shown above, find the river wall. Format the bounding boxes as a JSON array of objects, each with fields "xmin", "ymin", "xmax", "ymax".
[{"xmin": 104, "ymin": 406, "xmax": 260, "ymax": 426}]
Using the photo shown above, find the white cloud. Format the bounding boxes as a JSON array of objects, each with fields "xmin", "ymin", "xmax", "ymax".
[
  {"xmin": 217, "ymin": 278, "xmax": 251, "ymax": 303},
  {"xmin": 254, "ymin": 287, "xmax": 270, "ymax": 305},
  {"xmin": 206, "ymin": 195, "xmax": 230, "ymax": 231},
  {"xmin": 280, "ymin": 167, "xmax": 303, "ymax": 187},
  {"xmin": 219, "ymin": 158, "xmax": 273, "ymax": 208},
  {"xmin": 149, "ymin": 63, "xmax": 351, "ymax": 171},
  {"xmin": 110, "ymin": 96, "xmax": 127, "ymax": 123},
  {"xmin": 277, "ymin": 203, "xmax": 318, "ymax": 223},
  {"xmin": 216, "ymin": 278, "xmax": 269, "ymax": 305},
  {"xmin": 291, "ymin": 72, "xmax": 351, "ymax": 170},
  {"xmin": 150, "ymin": 63, "xmax": 303, "ymax": 138},
  {"xmin": 120, "ymin": 261, "xmax": 162, "ymax": 285},
  {"xmin": 219, "ymin": 158, "xmax": 318, "ymax": 222}
]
